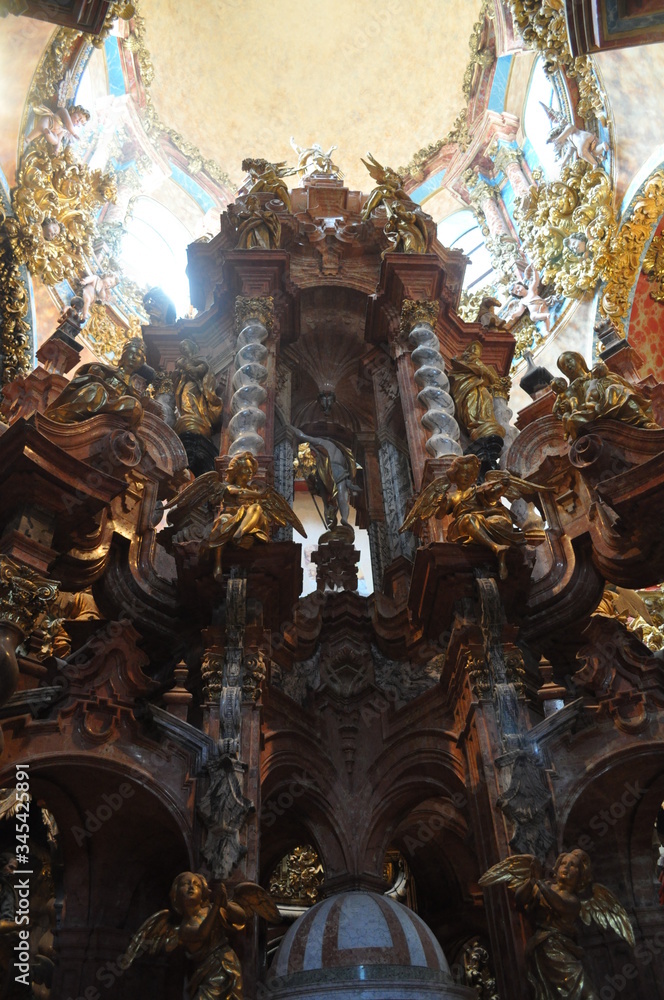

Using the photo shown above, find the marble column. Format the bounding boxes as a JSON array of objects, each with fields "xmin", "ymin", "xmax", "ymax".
[{"xmin": 229, "ymin": 297, "xmax": 273, "ymax": 457}]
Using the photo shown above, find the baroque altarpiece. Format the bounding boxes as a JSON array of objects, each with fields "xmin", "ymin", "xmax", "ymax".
[{"xmin": 0, "ymin": 2, "xmax": 664, "ymax": 1000}]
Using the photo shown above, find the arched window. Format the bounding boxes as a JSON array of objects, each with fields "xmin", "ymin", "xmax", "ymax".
[
  {"xmin": 523, "ymin": 57, "xmax": 564, "ymax": 180},
  {"xmin": 437, "ymin": 210, "xmax": 496, "ymax": 291},
  {"xmin": 121, "ymin": 195, "xmax": 194, "ymax": 318}
]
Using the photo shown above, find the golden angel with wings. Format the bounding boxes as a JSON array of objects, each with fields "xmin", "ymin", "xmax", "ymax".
[
  {"xmin": 479, "ymin": 849, "xmax": 634, "ymax": 999},
  {"xmin": 361, "ymin": 153, "xmax": 416, "ymax": 220},
  {"xmin": 166, "ymin": 452, "xmax": 306, "ymax": 579},
  {"xmin": 125, "ymin": 872, "xmax": 280, "ymax": 1000},
  {"xmin": 399, "ymin": 454, "xmax": 549, "ymax": 579}
]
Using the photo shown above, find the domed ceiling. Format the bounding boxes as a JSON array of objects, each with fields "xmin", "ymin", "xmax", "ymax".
[{"xmin": 139, "ymin": 0, "xmax": 484, "ymax": 191}]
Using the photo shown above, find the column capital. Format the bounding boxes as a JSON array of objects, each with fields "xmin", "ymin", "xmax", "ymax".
[{"xmin": 234, "ymin": 295, "xmax": 274, "ymax": 333}]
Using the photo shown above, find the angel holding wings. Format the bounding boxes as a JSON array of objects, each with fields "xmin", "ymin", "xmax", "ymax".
[
  {"xmin": 479, "ymin": 849, "xmax": 634, "ymax": 999},
  {"xmin": 125, "ymin": 871, "xmax": 280, "ymax": 1000},
  {"xmin": 361, "ymin": 153, "xmax": 416, "ymax": 220},
  {"xmin": 166, "ymin": 451, "xmax": 306, "ymax": 579},
  {"xmin": 399, "ymin": 454, "xmax": 549, "ymax": 579}
]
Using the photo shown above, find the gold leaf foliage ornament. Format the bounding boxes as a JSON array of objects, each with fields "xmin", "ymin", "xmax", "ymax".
[
  {"xmin": 642, "ymin": 233, "xmax": 664, "ymax": 303},
  {"xmin": 9, "ymin": 139, "xmax": 117, "ymax": 285},
  {"xmin": 514, "ymin": 160, "xmax": 615, "ymax": 299},
  {"xmin": 0, "ymin": 205, "xmax": 32, "ymax": 384},
  {"xmin": 600, "ymin": 170, "xmax": 664, "ymax": 332}
]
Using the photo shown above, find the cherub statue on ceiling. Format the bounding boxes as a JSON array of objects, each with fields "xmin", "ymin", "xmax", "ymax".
[
  {"xmin": 499, "ymin": 262, "xmax": 554, "ymax": 332},
  {"xmin": 290, "ymin": 138, "xmax": 344, "ymax": 179},
  {"xmin": 540, "ymin": 102, "xmax": 608, "ymax": 169},
  {"xmin": 239, "ymin": 158, "xmax": 295, "ymax": 212},
  {"xmin": 26, "ymin": 72, "xmax": 90, "ymax": 156}
]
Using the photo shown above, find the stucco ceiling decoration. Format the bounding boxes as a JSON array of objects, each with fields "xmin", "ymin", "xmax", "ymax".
[{"xmin": 139, "ymin": 0, "xmax": 484, "ymax": 193}]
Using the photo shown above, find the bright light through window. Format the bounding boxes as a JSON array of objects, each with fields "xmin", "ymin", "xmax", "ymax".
[
  {"xmin": 524, "ymin": 57, "xmax": 563, "ymax": 180},
  {"xmin": 121, "ymin": 196, "xmax": 193, "ymax": 318},
  {"xmin": 437, "ymin": 209, "xmax": 497, "ymax": 291}
]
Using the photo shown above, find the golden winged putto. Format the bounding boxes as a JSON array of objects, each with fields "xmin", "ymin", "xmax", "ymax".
[
  {"xmin": 399, "ymin": 453, "xmax": 549, "ymax": 579},
  {"xmin": 479, "ymin": 850, "xmax": 634, "ymax": 1000},
  {"xmin": 125, "ymin": 871, "xmax": 280, "ymax": 1000},
  {"xmin": 165, "ymin": 452, "xmax": 306, "ymax": 578}
]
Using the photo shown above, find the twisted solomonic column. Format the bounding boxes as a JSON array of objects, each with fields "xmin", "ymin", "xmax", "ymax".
[
  {"xmin": 229, "ymin": 296, "xmax": 274, "ymax": 456},
  {"xmin": 401, "ymin": 300, "xmax": 462, "ymax": 458}
]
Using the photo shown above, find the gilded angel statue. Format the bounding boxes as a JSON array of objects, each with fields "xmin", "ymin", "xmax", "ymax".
[
  {"xmin": 399, "ymin": 453, "xmax": 549, "ymax": 579},
  {"xmin": 165, "ymin": 452, "xmax": 306, "ymax": 579},
  {"xmin": 361, "ymin": 153, "xmax": 415, "ymax": 220},
  {"xmin": 239, "ymin": 158, "xmax": 295, "ymax": 212},
  {"xmin": 382, "ymin": 201, "xmax": 430, "ymax": 256},
  {"xmin": 479, "ymin": 849, "xmax": 634, "ymax": 999},
  {"xmin": 125, "ymin": 871, "xmax": 280, "ymax": 1000}
]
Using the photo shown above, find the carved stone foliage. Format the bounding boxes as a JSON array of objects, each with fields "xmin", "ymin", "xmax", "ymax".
[{"xmin": 197, "ymin": 755, "xmax": 253, "ymax": 880}]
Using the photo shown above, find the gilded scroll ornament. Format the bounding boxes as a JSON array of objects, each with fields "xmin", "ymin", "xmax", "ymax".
[
  {"xmin": 551, "ymin": 351, "xmax": 658, "ymax": 440},
  {"xmin": 479, "ymin": 850, "xmax": 634, "ymax": 1000},
  {"xmin": 400, "ymin": 454, "xmax": 549, "ymax": 579},
  {"xmin": 0, "ymin": 555, "xmax": 59, "ymax": 638},
  {"xmin": 0, "ymin": 206, "xmax": 31, "ymax": 383},
  {"xmin": 642, "ymin": 233, "xmax": 664, "ymax": 302},
  {"xmin": 399, "ymin": 299, "xmax": 439, "ymax": 340},
  {"xmin": 268, "ymin": 845, "xmax": 324, "ymax": 905},
  {"xmin": 126, "ymin": 872, "xmax": 279, "ymax": 1000},
  {"xmin": 8, "ymin": 141, "xmax": 117, "ymax": 286},
  {"xmin": 506, "ymin": 0, "xmax": 603, "ymax": 122},
  {"xmin": 514, "ymin": 160, "xmax": 614, "ymax": 299}
]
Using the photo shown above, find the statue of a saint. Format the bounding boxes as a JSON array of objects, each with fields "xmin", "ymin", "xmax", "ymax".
[
  {"xmin": 174, "ymin": 340, "xmax": 223, "ymax": 438},
  {"xmin": 125, "ymin": 871, "xmax": 280, "ymax": 1000},
  {"xmin": 44, "ymin": 337, "xmax": 147, "ymax": 428},
  {"xmin": 229, "ymin": 195, "xmax": 281, "ymax": 250},
  {"xmin": 448, "ymin": 341, "xmax": 508, "ymax": 442},
  {"xmin": 290, "ymin": 426, "xmax": 360, "ymax": 538},
  {"xmin": 479, "ymin": 849, "xmax": 634, "ymax": 1000},
  {"xmin": 552, "ymin": 351, "xmax": 658, "ymax": 440}
]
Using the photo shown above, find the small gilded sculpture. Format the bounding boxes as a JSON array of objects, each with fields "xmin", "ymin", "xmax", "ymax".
[
  {"xmin": 240, "ymin": 158, "xmax": 294, "ymax": 212},
  {"xmin": 479, "ymin": 849, "xmax": 634, "ymax": 1000},
  {"xmin": 228, "ymin": 195, "xmax": 281, "ymax": 250},
  {"xmin": 125, "ymin": 871, "xmax": 280, "ymax": 1000},
  {"xmin": 290, "ymin": 426, "xmax": 360, "ymax": 539},
  {"xmin": 290, "ymin": 138, "xmax": 343, "ymax": 178},
  {"xmin": 477, "ymin": 296, "xmax": 509, "ymax": 331},
  {"xmin": 166, "ymin": 452, "xmax": 306, "ymax": 580},
  {"xmin": 174, "ymin": 340, "xmax": 224, "ymax": 438},
  {"xmin": 448, "ymin": 341, "xmax": 510, "ymax": 443},
  {"xmin": 383, "ymin": 201, "xmax": 429, "ymax": 256},
  {"xmin": 400, "ymin": 454, "xmax": 549, "ymax": 579},
  {"xmin": 44, "ymin": 337, "xmax": 147, "ymax": 428},
  {"xmin": 361, "ymin": 153, "xmax": 415, "ymax": 219},
  {"xmin": 552, "ymin": 351, "xmax": 658, "ymax": 440}
]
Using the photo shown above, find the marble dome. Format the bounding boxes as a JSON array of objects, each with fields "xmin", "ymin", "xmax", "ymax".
[{"xmin": 267, "ymin": 891, "xmax": 474, "ymax": 999}]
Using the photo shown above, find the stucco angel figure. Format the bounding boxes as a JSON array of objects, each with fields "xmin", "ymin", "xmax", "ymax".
[
  {"xmin": 239, "ymin": 158, "xmax": 294, "ymax": 212},
  {"xmin": 174, "ymin": 339, "xmax": 224, "ymax": 438},
  {"xmin": 540, "ymin": 103, "xmax": 608, "ymax": 169},
  {"xmin": 44, "ymin": 337, "xmax": 147, "ymax": 428},
  {"xmin": 479, "ymin": 849, "xmax": 634, "ymax": 999},
  {"xmin": 552, "ymin": 351, "xmax": 658, "ymax": 440},
  {"xmin": 361, "ymin": 153, "xmax": 415, "ymax": 220},
  {"xmin": 79, "ymin": 272, "xmax": 119, "ymax": 320},
  {"xmin": 26, "ymin": 69, "xmax": 91, "ymax": 155},
  {"xmin": 228, "ymin": 195, "xmax": 281, "ymax": 250},
  {"xmin": 166, "ymin": 452, "xmax": 306, "ymax": 580},
  {"xmin": 399, "ymin": 453, "xmax": 549, "ymax": 579},
  {"xmin": 448, "ymin": 341, "xmax": 509, "ymax": 443},
  {"xmin": 383, "ymin": 201, "xmax": 430, "ymax": 256},
  {"xmin": 290, "ymin": 138, "xmax": 343, "ymax": 178},
  {"xmin": 499, "ymin": 263, "xmax": 553, "ymax": 332},
  {"xmin": 125, "ymin": 871, "xmax": 280, "ymax": 1000}
]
